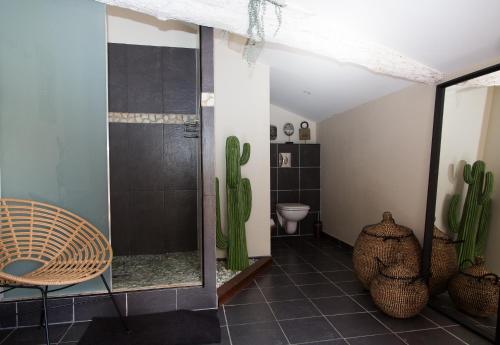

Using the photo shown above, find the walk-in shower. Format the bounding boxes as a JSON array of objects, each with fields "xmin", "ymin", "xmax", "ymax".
[{"xmin": 107, "ymin": 11, "xmax": 202, "ymax": 291}]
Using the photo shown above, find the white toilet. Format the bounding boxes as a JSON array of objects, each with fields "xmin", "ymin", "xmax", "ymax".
[{"xmin": 276, "ymin": 203, "xmax": 310, "ymax": 234}]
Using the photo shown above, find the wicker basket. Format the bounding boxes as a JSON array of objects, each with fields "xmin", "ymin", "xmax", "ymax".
[
  {"xmin": 448, "ymin": 257, "xmax": 499, "ymax": 317},
  {"xmin": 370, "ymin": 261, "xmax": 429, "ymax": 318},
  {"xmin": 353, "ymin": 212, "xmax": 422, "ymax": 289},
  {"xmin": 429, "ymin": 227, "xmax": 459, "ymax": 295}
]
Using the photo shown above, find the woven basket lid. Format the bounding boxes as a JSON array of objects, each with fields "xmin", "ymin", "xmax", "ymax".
[
  {"xmin": 432, "ymin": 227, "xmax": 457, "ymax": 245},
  {"xmin": 432, "ymin": 227, "xmax": 452, "ymax": 240},
  {"xmin": 363, "ymin": 212, "xmax": 413, "ymax": 237},
  {"xmin": 381, "ymin": 262, "xmax": 420, "ymax": 280},
  {"xmin": 462, "ymin": 257, "xmax": 492, "ymax": 277}
]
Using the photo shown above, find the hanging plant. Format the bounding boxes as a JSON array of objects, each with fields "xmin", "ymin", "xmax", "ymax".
[{"xmin": 244, "ymin": 0, "xmax": 286, "ymax": 64}]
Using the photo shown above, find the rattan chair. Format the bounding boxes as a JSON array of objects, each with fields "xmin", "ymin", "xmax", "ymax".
[{"xmin": 0, "ymin": 198, "xmax": 128, "ymax": 344}]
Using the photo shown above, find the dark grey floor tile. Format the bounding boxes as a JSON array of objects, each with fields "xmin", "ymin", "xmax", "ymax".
[
  {"xmin": 301, "ymin": 254, "xmax": 333, "ymax": 263},
  {"xmin": 280, "ymin": 317, "xmax": 340, "ymax": 344},
  {"xmin": 225, "ymin": 303, "xmax": 275, "ymax": 325},
  {"xmin": 0, "ymin": 329, "xmax": 14, "ymax": 343},
  {"xmin": 290, "ymin": 272, "xmax": 329, "ymax": 285},
  {"xmin": 347, "ymin": 334, "xmax": 406, "ymax": 345},
  {"xmin": 3, "ymin": 324, "xmax": 69, "ymax": 345},
  {"xmin": 280, "ymin": 263, "xmax": 316, "ymax": 274},
  {"xmin": 226, "ymin": 288, "xmax": 265, "ymax": 305},
  {"xmin": 229, "ymin": 321, "xmax": 287, "ymax": 345},
  {"xmin": 298, "ymin": 283, "xmax": 344, "ymax": 298},
  {"xmin": 270, "ymin": 300, "xmax": 320, "ymax": 320},
  {"xmin": 328, "ymin": 313, "xmax": 389, "ymax": 338},
  {"xmin": 372, "ymin": 312, "xmax": 437, "ymax": 332},
  {"xmin": 420, "ymin": 307, "xmax": 457, "ymax": 327},
  {"xmin": 445, "ymin": 325, "xmax": 493, "ymax": 345},
  {"xmin": 352, "ymin": 294, "xmax": 378, "ymax": 312},
  {"xmin": 335, "ymin": 257, "xmax": 354, "ymax": 269},
  {"xmin": 270, "ymin": 249, "xmax": 294, "ymax": 257},
  {"xmin": 299, "ymin": 340, "xmax": 348, "ymax": 345},
  {"xmin": 257, "ymin": 266, "xmax": 285, "ymax": 276},
  {"xmin": 273, "ymin": 255, "xmax": 306, "ymax": 265},
  {"xmin": 243, "ymin": 281, "xmax": 257, "ymax": 289},
  {"xmin": 310, "ymin": 260, "xmax": 349, "ymax": 272},
  {"xmin": 256, "ymin": 274, "xmax": 294, "ymax": 288},
  {"xmin": 219, "ymin": 307, "xmax": 226, "ymax": 327},
  {"xmin": 312, "ymin": 296, "xmax": 364, "ymax": 315},
  {"xmin": 206, "ymin": 327, "xmax": 230, "ymax": 345},
  {"xmin": 260, "ymin": 285, "xmax": 306, "ymax": 302},
  {"xmin": 336, "ymin": 280, "xmax": 366, "ymax": 295},
  {"xmin": 323, "ymin": 270, "xmax": 358, "ymax": 282},
  {"xmin": 60, "ymin": 322, "xmax": 91, "ymax": 342},
  {"xmin": 397, "ymin": 328, "xmax": 465, "ymax": 345}
]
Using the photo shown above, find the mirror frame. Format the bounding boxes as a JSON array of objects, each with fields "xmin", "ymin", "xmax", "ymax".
[{"xmin": 422, "ymin": 62, "xmax": 500, "ymax": 344}]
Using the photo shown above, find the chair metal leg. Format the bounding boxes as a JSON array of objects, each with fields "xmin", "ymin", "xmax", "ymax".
[
  {"xmin": 39, "ymin": 286, "xmax": 50, "ymax": 345},
  {"xmin": 100, "ymin": 275, "xmax": 130, "ymax": 333}
]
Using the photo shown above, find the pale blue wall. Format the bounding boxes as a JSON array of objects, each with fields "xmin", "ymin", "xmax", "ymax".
[{"xmin": 0, "ymin": 0, "xmax": 109, "ymax": 298}]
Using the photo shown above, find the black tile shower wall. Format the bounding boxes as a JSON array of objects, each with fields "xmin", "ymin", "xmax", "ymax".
[
  {"xmin": 109, "ymin": 124, "xmax": 199, "ymax": 255},
  {"xmin": 108, "ymin": 43, "xmax": 197, "ymax": 114},
  {"xmin": 108, "ymin": 43, "xmax": 199, "ymax": 255},
  {"xmin": 270, "ymin": 144, "xmax": 320, "ymax": 237}
]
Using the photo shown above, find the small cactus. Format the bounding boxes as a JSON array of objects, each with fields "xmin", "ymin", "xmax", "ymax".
[
  {"xmin": 448, "ymin": 160, "xmax": 493, "ymax": 268},
  {"xmin": 216, "ymin": 136, "xmax": 252, "ymax": 270}
]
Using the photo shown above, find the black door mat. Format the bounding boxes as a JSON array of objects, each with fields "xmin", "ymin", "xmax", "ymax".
[{"xmin": 78, "ymin": 309, "xmax": 221, "ymax": 345}]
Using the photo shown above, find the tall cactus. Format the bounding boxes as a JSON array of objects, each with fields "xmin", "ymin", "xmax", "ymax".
[
  {"xmin": 448, "ymin": 160, "xmax": 493, "ymax": 268},
  {"xmin": 216, "ymin": 136, "xmax": 252, "ymax": 270}
]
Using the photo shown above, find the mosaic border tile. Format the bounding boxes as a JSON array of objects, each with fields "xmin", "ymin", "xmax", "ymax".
[
  {"xmin": 108, "ymin": 112, "xmax": 199, "ymax": 124},
  {"xmin": 201, "ymin": 92, "xmax": 215, "ymax": 107}
]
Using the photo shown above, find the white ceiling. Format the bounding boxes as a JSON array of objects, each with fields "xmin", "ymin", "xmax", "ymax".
[{"xmin": 259, "ymin": 0, "xmax": 500, "ymax": 121}]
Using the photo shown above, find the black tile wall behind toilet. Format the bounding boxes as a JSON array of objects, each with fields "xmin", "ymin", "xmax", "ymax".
[{"xmin": 270, "ymin": 143, "xmax": 320, "ymax": 236}]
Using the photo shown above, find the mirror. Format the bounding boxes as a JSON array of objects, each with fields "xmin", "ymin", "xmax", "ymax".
[{"xmin": 425, "ymin": 66, "xmax": 500, "ymax": 343}]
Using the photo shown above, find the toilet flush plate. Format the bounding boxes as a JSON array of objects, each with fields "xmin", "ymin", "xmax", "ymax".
[{"xmin": 279, "ymin": 152, "xmax": 291, "ymax": 168}]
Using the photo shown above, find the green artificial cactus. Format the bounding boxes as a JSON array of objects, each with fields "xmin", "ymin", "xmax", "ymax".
[
  {"xmin": 216, "ymin": 136, "xmax": 253, "ymax": 270},
  {"xmin": 448, "ymin": 160, "xmax": 494, "ymax": 268}
]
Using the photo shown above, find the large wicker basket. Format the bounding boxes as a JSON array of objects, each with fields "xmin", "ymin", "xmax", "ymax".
[
  {"xmin": 448, "ymin": 257, "xmax": 499, "ymax": 317},
  {"xmin": 353, "ymin": 212, "xmax": 422, "ymax": 289},
  {"xmin": 370, "ymin": 261, "xmax": 429, "ymax": 318},
  {"xmin": 429, "ymin": 227, "xmax": 459, "ymax": 295}
]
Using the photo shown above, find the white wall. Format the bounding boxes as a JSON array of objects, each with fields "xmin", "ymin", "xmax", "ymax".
[
  {"xmin": 214, "ymin": 30, "xmax": 271, "ymax": 258},
  {"xmin": 483, "ymin": 87, "xmax": 500, "ymax": 274},
  {"xmin": 318, "ymin": 84, "xmax": 436, "ymax": 244},
  {"xmin": 434, "ymin": 86, "xmax": 490, "ymax": 230},
  {"xmin": 270, "ymin": 104, "xmax": 317, "ymax": 143},
  {"xmin": 107, "ymin": 6, "xmax": 198, "ymax": 48}
]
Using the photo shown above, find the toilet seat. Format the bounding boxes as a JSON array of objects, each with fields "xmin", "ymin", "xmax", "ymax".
[{"xmin": 277, "ymin": 203, "xmax": 310, "ymax": 211}]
